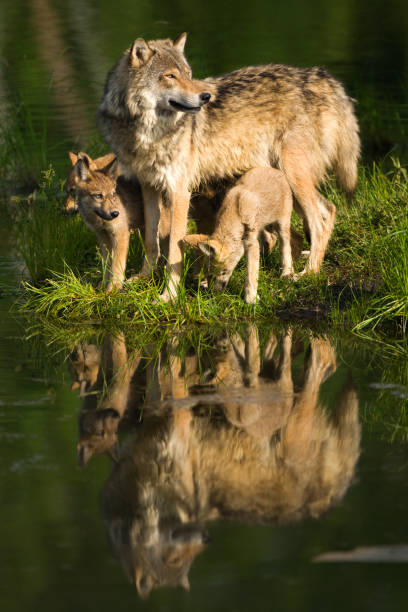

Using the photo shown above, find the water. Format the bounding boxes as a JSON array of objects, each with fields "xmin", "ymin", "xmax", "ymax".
[
  {"xmin": 1, "ymin": 0, "xmax": 408, "ymax": 169},
  {"xmin": 1, "ymin": 309, "xmax": 408, "ymax": 611},
  {"xmin": 1, "ymin": 1, "xmax": 408, "ymax": 610}
]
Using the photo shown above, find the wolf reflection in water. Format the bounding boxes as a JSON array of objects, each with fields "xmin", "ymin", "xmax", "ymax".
[{"xmin": 70, "ymin": 328, "xmax": 361, "ymax": 597}]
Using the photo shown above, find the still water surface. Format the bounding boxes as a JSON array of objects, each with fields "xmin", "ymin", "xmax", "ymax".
[
  {"xmin": 2, "ymin": 0, "xmax": 408, "ymax": 170},
  {"xmin": 1, "ymin": 1, "xmax": 408, "ymax": 610},
  {"xmin": 1, "ymin": 224, "xmax": 408, "ymax": 610}
]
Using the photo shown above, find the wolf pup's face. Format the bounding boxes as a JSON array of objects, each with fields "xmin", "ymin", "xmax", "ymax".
[
  {"xmin": 183, "ymin": 234, "xmax": 243, "ymax": 292},
  {"xmin": 73, "ymin": 153, "xmax": 123, "ymax": 224},
  {"xmin": 198, "ymin": 239, "xmax": 243, "ymax": 291},
  {"xmin": 127, "ymin": 33, "xmax": 211, "ymax": 114}
]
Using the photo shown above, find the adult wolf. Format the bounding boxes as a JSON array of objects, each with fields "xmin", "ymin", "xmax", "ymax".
[{"xmin": 98, "ymin": 33, "xmax": 360, "ymax": 298}]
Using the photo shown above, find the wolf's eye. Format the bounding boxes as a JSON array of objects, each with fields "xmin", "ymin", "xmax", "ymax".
[
  {"xmin": 165, "ymin": 73, "xmax": 176, "ymax": 79},
  {"xmin": 93, "ymin": 193, "xmax": 104, "ymax": 200}
]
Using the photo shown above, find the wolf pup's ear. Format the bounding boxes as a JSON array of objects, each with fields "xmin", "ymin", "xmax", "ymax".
[
  {"xmin": 74, "ymin": 152, "xmax": 92, "ymax": 182},
  {"xmin": 198, "ymin": 239, "xmax": 221, "ymax": 259},
  {"xmin": 68, "ymin": 151, "xmax": 78, "ymax": 166},
  {"xmin": 102, "ymin": 157, "xmax": 119, "ymax": 179},
  {"xmin": 129, "ymin": 38, "xmax": 154, "ymax": 68},
  {"xmin": 183, "ymin": 233, "xmax": 209, "ymax": 248},
  {"xmin": 173, "ymin": 32, "xmax": 187, "ymax": 53}
]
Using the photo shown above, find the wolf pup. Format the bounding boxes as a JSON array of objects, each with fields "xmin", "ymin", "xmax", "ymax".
[
  {"xmin": 64, "ymin": 151, "xmax": 116, "ymax": 213},
  {"xmin": 98, "ymin": 33, "xmax": 360, "ymax": 299},
  {"xmin": 184, "ymin": 167, "xmax": 296, "ymax": 303},
  {"xmin": 72, "ymin": 152, "xmax": 144, "ymax": 292}
]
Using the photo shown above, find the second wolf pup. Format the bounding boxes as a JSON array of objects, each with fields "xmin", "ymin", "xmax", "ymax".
[
  {"xmin": 73, "ymin": 152, "xmax": 144, "ymax": 292},
  {"xmin": 184, "ymin": 167, "xmax": 297, "ymax": 304},
  {"xmin": 64, "ymin": 151, "xmax": 116, "ymax": 213}
]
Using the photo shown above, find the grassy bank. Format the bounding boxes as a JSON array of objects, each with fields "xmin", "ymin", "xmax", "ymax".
[{"xmin": 8, "ymin": 159, "xmax": 407, "ymax": 334}]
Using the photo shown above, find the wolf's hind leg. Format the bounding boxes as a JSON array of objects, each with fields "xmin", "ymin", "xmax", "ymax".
[{"xmin": 282, "ymin": 146, "xmax": 336, "ymax": 274}]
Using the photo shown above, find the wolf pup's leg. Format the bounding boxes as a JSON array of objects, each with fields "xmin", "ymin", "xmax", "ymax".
[
  {"xmin": 108, "ymin": 229, "xmax": 130, "ymax": 291},
  {"xmin": 278, "ymin": 218, "xmax": 294, "ymax": 278},
  {"xmin": 96, "ymin": 232, "xmax": 114, "ymax": 291},
  {"xmin": 244, "ymin": 228, "xmax": 260, "ymax": 304}
]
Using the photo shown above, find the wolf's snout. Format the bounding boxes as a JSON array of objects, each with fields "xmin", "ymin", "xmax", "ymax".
[
  {"xmin": 199, "ymin": 92, "xmax": 211, "ymax": 104},
  {"xmin": 94, "ymin": 209, "xmax": 120, "ymax": 221}
]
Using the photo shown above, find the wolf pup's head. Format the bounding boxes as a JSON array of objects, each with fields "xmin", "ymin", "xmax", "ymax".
[
  {"xmin": 64, "ymin": 152, "xmax": 117, "ymax": 214},
  {"xmin": 184, "ymin": 233, "xmax": 244, "ymax": 292},
  {"xmin": 72, "ymin": 153, "xmax": 125, "ymax": 224},
  {"xmin": 102, "ymin": 34, "xmax": 211, "ymax": 118}
]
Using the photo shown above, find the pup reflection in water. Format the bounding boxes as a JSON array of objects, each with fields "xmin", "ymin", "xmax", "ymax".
[{"xmin": 70, "ymin": 328, "xmax": 360, "ymax": 597}]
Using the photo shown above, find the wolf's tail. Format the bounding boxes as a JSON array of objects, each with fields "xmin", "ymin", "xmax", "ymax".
[{"xmin": 334, "ymin": 98, "xmax": 360, "ymax": 202}]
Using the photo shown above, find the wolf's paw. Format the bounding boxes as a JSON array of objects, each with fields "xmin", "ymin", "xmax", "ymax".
[
  {"xmin": 292, "ymin": 269, "xmax": 309, "ymax": 282},
  {"xmin": 245, "ymin": 292, "xmax": 259, "ymax": 305},
  {"xmin": 280, "ymin": 268, "xmax": 294, "ymax": 279}
]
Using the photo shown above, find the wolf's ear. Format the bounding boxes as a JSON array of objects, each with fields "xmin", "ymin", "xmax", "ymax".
[
  {"xmin": 183, "ymin": 233, "xmax": 209, "ymax": 248},
  {"xmin": 129, "ymin": 38, "xmax": 154, "ymax": 68},
  {"xmin": 74, "ymin": 153, "xmax": 92, "ymax": 182},
  {"xmin": 135, "ymin": 571, "xmax": 154, "ymax": 599},
  {"xmin": 68, "ymin": 151, "xmax": 78, "ymax": 166},
  {"xmin": 102, "ymin": 157, "xmax": 119, "ymax": 180},
  {"xmin": 77, "ymin": 151, "xmax": 97, "ymax": 170},
  {"xmin": 108, "ymin": 442, "xmax": 120, "ymax": 463},
  {"xmin": 173, "ymin": 32, "xmax": 187, "ymax": 53},
  {"xmin": 179, "ymin": 575, "xmax": 190, "ymax": 592},
  {"xmin": 198, "ymin": 239, "xmax": 221, "ymax": 259},
  {"xmin": 77, "ymin": 443, "xmax": 93, "ymax": 467}
]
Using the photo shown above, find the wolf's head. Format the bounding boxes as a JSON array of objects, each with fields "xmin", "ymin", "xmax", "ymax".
[
  {"xmin": 102, "ymin": 34, "xmax": 211, "ymax": 118},
  {"xmin": 72, "ymin": 152, "xmax": 126, "ymax": 224},
  {"xmin": 183, "ymin": 233, "xmax": 244, "ymax": 291},
  {"xmin": 77, "ymin": 407, "xmax": 120, "ymax": 466},
  {"xmin": 64, "ymin": 152, "xmax": 116, "ymax": 214}
]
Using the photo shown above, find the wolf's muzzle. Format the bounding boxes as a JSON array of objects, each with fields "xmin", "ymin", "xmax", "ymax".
[
  {"xmin": 94, "ymin": 209, "xmax": 120, "ymax": 221},
  {"xmin": 169, "ymin": 99, "xmax": 200, "ymax": 112},
  {"xmin": 169, "ymin": 92, "xmax": 211, "ymax": 113}
]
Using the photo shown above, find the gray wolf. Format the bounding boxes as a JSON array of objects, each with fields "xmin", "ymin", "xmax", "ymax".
[
  {"xmin": 184, "ymin": 167, "xmax": 295, "ymax": 303},
  {"xmin": 98, "ymin": 33, "xmax": 360, "ymax": 299},
  {"xmin": 100, "ymin": 331, "xmax": 360, "ymax": 597},
  {"xmin": 64, "ymin": 151, "xmax": 116, "ymax": 213}
]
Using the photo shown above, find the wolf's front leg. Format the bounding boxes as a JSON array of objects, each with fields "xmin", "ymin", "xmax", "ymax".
[
  {"xmin": 244, "ymin": 229, "xmax": 260, "ymax": 304},
  {"xmin": 161, "ymin": 187, "xmax": 191, "ymax": 301},
  {"xmin": 139, "ymin": 184, "xmax": 162, "ymax": 276},
  {"xmin": 109, "ymin": 230, "xmax": 130, "ymax": 291},
  {"xmin": 97, "ymin": 232, "xmax": 113, "ymax": 291}
]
